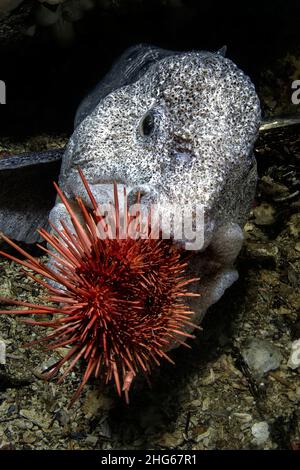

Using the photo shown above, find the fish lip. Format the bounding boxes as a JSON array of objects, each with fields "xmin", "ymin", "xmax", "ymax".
[{"xmin": 66, "ymin": 180, "xmax": 218, "ymax": 252}]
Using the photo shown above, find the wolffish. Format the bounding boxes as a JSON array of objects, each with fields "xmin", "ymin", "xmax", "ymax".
[{"xmin": 0, "ymin": 44, "xmax": 261, "ymax": 328}]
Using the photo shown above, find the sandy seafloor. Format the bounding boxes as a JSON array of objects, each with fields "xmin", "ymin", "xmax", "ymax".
[{"xmin": 0, "ymin": 124, "xmax": 299, "ymax": 451}]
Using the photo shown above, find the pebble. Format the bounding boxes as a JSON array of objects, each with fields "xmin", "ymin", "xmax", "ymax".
[
  {"xmin": 241, "ymin": 338, "xmax": 282, "ymax": 377},
  {"xmin": 244, "ymin": 242, "xmax": 279, "ymax": 265},
  {"xmin": 22, "ymin": 431, "xmax": 36, "ymax": 444},
  {"xmin": 159, "ymin": 430, "xmax": 183, "ymax": 448},
  {"xmin": 19, "ymin": 409, "xmax": 33, "ymax": 420},
  {"xmin": 253, "ymin": 203, "xmax": 276, "ymax": 226},
  {"xmin": 259, "ymin": 176, "xmax": 289, "ymax": 198},
  {"xmin": 251, "ymin": 421, "xmax": 270, "ymax": 446},
  {"xmin": 83, "ymin": 390, "xmax": 114, "ymax": 417},
  {"xmin": 202, "ymin": 368, "xmax": 216, "ymax": 385},
  {"xmin": 7, "ymin": 405, "xmax": 16, "ymax": 416},
  {"xmin": 0, "ymin": 339, "xmax": 6, "ymax": 365},
  {"xmin": 232, "ymin": 412, "xmax": 252, "ymax": 424},
  {"xmin": 202, "ymin": 397, "xmax": 210, "ymax": 411},
  {"xmin": 193, "ymin": 427, "xmax": 211, "ymax": 443},
  {"xmin": 98, "ymin": 419, "xmax": 111, "ymax": 439},
  {"xmin": 287, "ymin": 264, "xmax": 300, "ymax": 287},
  {"xmin": 287, "ymin": 339, "xmax": 300, "ymax": 370},
  {"xmin": 19, "ymin": 409, "xmax": 47, "ymax": 429},
  {"xmin": 230, "ymin": 413, "xmax": 253, "ymax": 431},
  {"xmin": 55, "ymin": 409, "xmax": 70, "ymax": 427},
  {"xmin": 85, "ymin": 434, "xmax": 98, "ymax": 446},
  {"xmin": 33, "ymin": 356, "xmax": 61, "ymax": 378},
  {"xmin": 288, "ymin": 213, "xmax": 300, "ymax": 238},
  {"xmin": 17, "ymin": 421, "xmax": 28, "ymax": 430}
]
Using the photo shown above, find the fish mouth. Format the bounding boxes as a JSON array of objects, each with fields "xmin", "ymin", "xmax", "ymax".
[
  {"xmin": 65, "ymin": 181, "xmax": 242, "ymax": 264},
  {"xmin": 69, "ymin": 181, "xmax": 205, "ymax": 251},
  {"xmin": 49, "ymin": 180, "xmax": 244, "ymax": 337}
]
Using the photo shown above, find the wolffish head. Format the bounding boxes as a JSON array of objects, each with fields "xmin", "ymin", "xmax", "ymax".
[{"xmin": 58, "ymin": 46, "xmax": 261, "ymax": 248}]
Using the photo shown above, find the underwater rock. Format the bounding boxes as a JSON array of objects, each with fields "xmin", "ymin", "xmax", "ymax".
[
  {"xmin": 251, "ymin": 421, "xmax": 270, "ymax": 446},
  {"xmin": 287, "ymin": 339, "xmax": 300, "ymax": 370},
  {"xmin": 241, "ymin": 338, "xmax": 283, "ymax": 377},
  {"xmin": 36, "ymin": 3, "xmax": 61, "ymax": 26},
  {"xmin": 0, "ymin": 0, "xmax": 96, "ymax": 45},
  {"xmin": 244, "ymin": 242, "xmax": 279, "ymax": 266},
  {"xmin": 232, "ymin": 412, "xmax": 252, "ymax": 424},
  {"xmin": 253, "ymin": 203, "xmax": 276, "ymax": 226},
  {"xmin": 54, "ymin": 408, "xmax": 70, "ymax": 427},
  {"xmin": 82, "ymin": 389, "xmax": 115, "ymax": 417},
  {"xmin": 259, "ymin": 176, "xmax": 289, "ymax": 199},
  {"xmin": 159, "ymin": 430, "xmax": 184, "ymax": 448},
  {"xmin": 0, "ymin": 0, "xmax": 24, "ymax": 16},
  {"xmin": 85, "ymin": 434, "xmax": 98, "ymax": 446},
  {"xmin": 35, "ymin": 0, "xmax": 95, "ymax": 45},
  {"xmin": 0, "ymin": 339, "xmax": 6, "ymax": 365}
]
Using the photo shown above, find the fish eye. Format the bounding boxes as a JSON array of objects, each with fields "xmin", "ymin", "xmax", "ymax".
[{"xmin": 139, "ymin": 111, "xmax": 155, "ymax": 137}]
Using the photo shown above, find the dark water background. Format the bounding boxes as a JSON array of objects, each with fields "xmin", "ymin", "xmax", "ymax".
[{"xmin": 0, "ymin": 0, "xmax": 299, "ymax": 136}]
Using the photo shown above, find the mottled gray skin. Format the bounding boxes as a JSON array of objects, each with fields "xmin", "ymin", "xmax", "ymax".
[{"xmin": 50, "ymin": 46, "xmax": 261, "ymax": 332}]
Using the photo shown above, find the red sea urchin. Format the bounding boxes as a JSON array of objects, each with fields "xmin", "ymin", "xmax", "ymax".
[{"xmin": 0, "ymin": 169, "xmax": 200, "ymax": 405}]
